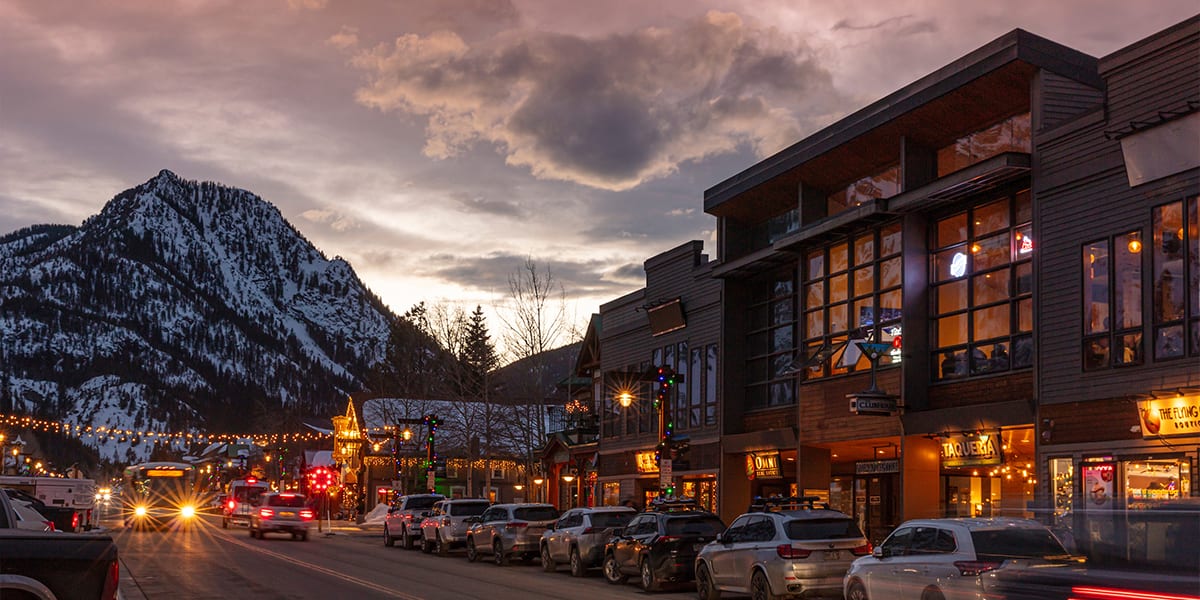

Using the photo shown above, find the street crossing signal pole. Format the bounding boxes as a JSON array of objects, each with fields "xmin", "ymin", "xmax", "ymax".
[
  {"xmin": 653, "ymin": 367, "xmax": 681, "ymax": 497},
  {"xmin": 424, "ymin": 415, "xmax": 439, "ymax": 493}
]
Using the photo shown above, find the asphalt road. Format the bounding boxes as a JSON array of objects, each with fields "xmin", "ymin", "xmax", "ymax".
[{"xmin": 112, "ymin": 514, "xmax": 705, "ymax": 600}]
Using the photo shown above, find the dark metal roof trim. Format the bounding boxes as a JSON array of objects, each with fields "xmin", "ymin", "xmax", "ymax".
[
  {"xmin": 710, "ymin": 246, "xmax": 794, "ymax": 279},
  {"xmin": 887, "ymin": 152, "xmax": 1031, "ymax": 214}
]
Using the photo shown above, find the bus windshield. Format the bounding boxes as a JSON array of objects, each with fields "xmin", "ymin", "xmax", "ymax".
[{"xmin": 124, "ymin": 464, "xmax": 197, "ymax": 508}]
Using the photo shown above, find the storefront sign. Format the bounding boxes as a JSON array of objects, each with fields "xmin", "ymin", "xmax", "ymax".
[
  {"xmin": 745, "ymin": 451, "xmax": 783, "ymax": 480},
  {"xmin": 940, "ymin": 432, "xmax": 1003, "ymax": 468},
  {"xmin": 856, "ymin": 459, "xmax": 900, "ymax": 475},
  {"xmin": 848, "ymin": 392, "xmax": 898, "ymax": 416},
  {"xmin": 660, "ymin": 459, "xmax": 673, "ymax": 487},
  {"xmin": 635, "ymin": 451, "xmax": 658, "ymax": 473},
  {"xmin": 1137, "ymin": 395, "xmax": 1200, "ymax": 438}
]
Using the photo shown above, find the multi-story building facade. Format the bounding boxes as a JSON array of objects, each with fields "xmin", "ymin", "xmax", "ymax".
[
  {"xmin": 703, "ymin": 26, "xmax": 1129, "ymax": 537},
  {"xmin": 1034, "ymin": 17, "xmax": 1198, "ymax": 557},
  {"xmin": 596, "ymin": 241, "xmax": 722, "ymax": 511}
]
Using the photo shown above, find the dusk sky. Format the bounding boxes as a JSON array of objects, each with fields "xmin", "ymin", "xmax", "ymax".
[{"xmin": 2, "ymin": 1, "xmax": 1196, "ymax": 347}]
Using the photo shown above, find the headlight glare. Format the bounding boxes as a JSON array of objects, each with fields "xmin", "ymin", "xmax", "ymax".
[{"xmin": 181, "ymin": 505, "xmax": 196, "ymax": 519}]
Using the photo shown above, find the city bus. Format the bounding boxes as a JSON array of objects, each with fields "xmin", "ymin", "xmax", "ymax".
[{"xmin": 122, "ymin": 461, "xmax": 201, "ymax": 529}]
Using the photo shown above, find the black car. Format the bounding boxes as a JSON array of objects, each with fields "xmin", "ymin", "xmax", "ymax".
[{"xmin": 602, "ymin": 499, "xmax": 725, "ymax": 592}]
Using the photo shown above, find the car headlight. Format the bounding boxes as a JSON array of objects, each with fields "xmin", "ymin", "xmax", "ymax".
[
  {"xmin": 181, "ymin": 505, "xmax": 196, "ymax": 518},
  {"xmin": 135, "ymin": 506, "xmax": 147, "ymax": 516}
]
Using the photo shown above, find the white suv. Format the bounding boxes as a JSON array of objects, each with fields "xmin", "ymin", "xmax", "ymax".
[
  {"xmin": 540, "ymin": 506, "xmax": 636, "ymax": 576},
  {"xmin": 696, "ymin": 498, "xmax": 870, "ymax": 599},
  {"xmin": 419, "ymin": 498, "xmax": 490, "ymax": 555},
  {"xmin": 844, "ymin": 517, "xmax": 1072, "ymax": 600}
]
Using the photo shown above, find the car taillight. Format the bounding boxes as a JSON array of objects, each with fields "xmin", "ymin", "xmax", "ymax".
[
  {"xmin": 656, "ymin": 535, "xmax": 681, "ymax": 543},
  {"xmin": 505, "ymin": 521, "xmax": 528, "ymax": 530},
  {"xmin": 44, "ymin": 520, "xmax": 56, "ymax": 532},
  {"xmin": 954, "ymin": 560, "xmax": 1002, "ymax": 576},
  {"xmin": 101, "ymin": 559, "xmax": 119, "ymax": 600},
  {"xmin": 851, "ymin": 542, "xmax": 873, "ymax": 556},
  {"xmin": 227, "ymin": 500, "xmax": 236, "ymax": 511},
  {"xmin": 776, "ymin": 545, "xmax": 813, "ymax": 559},
  {"xmin": 72, "ymin": 511, "xmax": 80, "ymax": 531},
  {"xmin": 403, "ymin": 514, "xmax": 412, "ymax": 521},
  {"xmin": 300, "ymin": 509, "xmax": 315, "ymax": 520},
  {"xmin": 260, "ymin": 508, "xmax": 274, "ymax": 518}
]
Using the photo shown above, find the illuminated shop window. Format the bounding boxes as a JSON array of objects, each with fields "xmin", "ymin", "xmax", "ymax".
[
  {"xmin": 932, "ymin": 189, "xmax": 1033, "ymax": 380},
  {"xmin": 803, "ymin": 221, "xmax": 903, "ymax": 380},
  {"xmin": 936, "ymin": 112, "xmax": 1031, "ymax": 177}
]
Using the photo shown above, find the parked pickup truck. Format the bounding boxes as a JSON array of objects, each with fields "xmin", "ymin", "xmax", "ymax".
[{"xmin": 0, "ymin": 491, "xmax": 120, "ymax": 600}]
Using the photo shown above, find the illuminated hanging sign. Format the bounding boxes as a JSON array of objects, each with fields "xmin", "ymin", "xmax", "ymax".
[
  {"xmin": 1138, "ymin": 395, "xmax": 1200, "ymax": 438},
  {"xmin": 745, "ymin": 452, "xmax": 783, "ymax": 480},
  {"xmin": 635, "ymin": 451, "xmax": 658, "ymax": 473},
  {"xmin": 940, "ymin": 432, "xmax": 1003, "ymax": 468}
]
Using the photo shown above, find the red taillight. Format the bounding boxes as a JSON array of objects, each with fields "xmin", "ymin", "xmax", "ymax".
[
  {"xmin": 101, "ymin": 560, "xmax": 119, "ymax": 600},
  {"xmin": 776, "ymin": 545, "xmax": 813, "ymax": 559},
  {"xmin": 44, "ymin": 520, "xmax": 56, "ymax": 532},
  {"xmin": 227, "ymin": 500, "xmax": 236, "ymax": 510},
  {"xmin": 656, "ymin": 535, "xmax": 681, "ymax": 543},
  {"xmin": 403, "ymin": 514, "xmax": 412, "ymax": 521},
  {"xmin": 72, "ymin": 511, "xmax": 80, "ymax": 530},
  {"xmin": 505, "ymin": 521, "xmax": 529, "ymax": 530},
  {"xmin": 260, "ymin": 508, "xmax": 274, "ymax": 518},
  {"xmin": 851, "ymin": 542, "xmax": 873, "ymax": 556},
  {"xmin": 954, "ymin": 560, "xmax": 1001, "ymax": 576},
  {"xmin": 300, "ymin": 509, "xmax": 315, "ymax": 520},
  {"xmin": 1070, "ymin": 585, "xmax": 1200, "ymax": 600}
]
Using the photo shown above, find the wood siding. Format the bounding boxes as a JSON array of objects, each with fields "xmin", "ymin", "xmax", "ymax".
[
  {"xmin": 800, "ymin": 369, "xmax": 903, "ymax": 444},
  {"xmin": 1035, "ymin": 19, "xmax": 1200, "ymax": 405}
]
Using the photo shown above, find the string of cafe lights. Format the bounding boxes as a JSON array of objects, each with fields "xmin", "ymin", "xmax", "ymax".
[{"xmin": 0, "ymin": 412, "xmax": 398, "ymax": 447}]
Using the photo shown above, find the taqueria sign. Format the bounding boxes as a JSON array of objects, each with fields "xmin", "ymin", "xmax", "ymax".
[
  {"xmin": 940, "ymin": 432, "xmax": 1003, "ymax": 468},
  {"xmin": 1138, "ymin": 395, "xmax": 1200, "ymax": 438}
]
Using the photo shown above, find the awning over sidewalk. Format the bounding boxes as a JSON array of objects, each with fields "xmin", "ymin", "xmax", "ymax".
[{"xmin": 722, "ymin": 428, "xmax": 797, "ymax": 454}]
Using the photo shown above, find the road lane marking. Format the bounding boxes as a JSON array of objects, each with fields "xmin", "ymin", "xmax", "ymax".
[{"xmin": 218, "ymin": 533, "xmax": 423, "ymax": 599}]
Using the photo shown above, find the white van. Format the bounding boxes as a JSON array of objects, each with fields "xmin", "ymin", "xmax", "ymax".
[{"xmin": 222, "ymin": 477, "xmax": 270, "ymax": 528}]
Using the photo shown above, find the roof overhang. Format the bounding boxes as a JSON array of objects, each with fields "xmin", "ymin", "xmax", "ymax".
[{"xmin": 887, "ymin": 152, "xmax": 1031, "ymax": 214}]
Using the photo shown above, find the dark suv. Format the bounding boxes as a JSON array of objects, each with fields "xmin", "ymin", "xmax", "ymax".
[{"xmin": 603, "ymin": 498, "xmax": 726, "ymax": 592}]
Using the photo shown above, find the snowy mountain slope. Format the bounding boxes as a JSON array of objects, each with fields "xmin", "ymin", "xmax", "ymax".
[{"xmin": 0, "ymin": 170, "xmax": 396, "ymax": 461}]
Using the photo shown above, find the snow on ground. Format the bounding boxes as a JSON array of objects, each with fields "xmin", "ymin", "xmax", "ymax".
[{"xmin": 361, "ymin": 502, "xmax": 389, "ymax": 526}]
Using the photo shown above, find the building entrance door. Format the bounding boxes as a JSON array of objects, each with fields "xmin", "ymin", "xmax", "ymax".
[{"xmin": 855, "ymin": 475, "xmax": 898, "ymax": 545}]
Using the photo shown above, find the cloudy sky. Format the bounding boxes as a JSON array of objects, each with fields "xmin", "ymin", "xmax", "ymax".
[{"xmin": 2, "ymin": 0, "xmax": 1195, "ymax": 347}]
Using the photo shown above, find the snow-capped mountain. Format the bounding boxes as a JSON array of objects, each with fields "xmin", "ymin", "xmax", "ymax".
[{"xmin": 0, "ymin": 170, "xmax": 395, "ymax": 462}]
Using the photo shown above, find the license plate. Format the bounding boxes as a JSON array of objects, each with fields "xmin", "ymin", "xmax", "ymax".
[
  {"xmin": 280, "ymin": 511, "xmax": 295, "ymax": 518},
  {"xmin": 824, "ymin": 550, "xmax": 841, "ymax": 560}
]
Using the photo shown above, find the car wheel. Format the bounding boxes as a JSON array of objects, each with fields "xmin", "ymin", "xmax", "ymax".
[
  {"xmin": 922, "ymin": 588, "xmax": 946, "ymax": 600},
  {"xmin": 436, "ymin": 533, "xmax": 449, "ymax": 557},
  {"xmin": 750, "ymin": 570, "xmax": 779, "ymax": 600},
  {"xmin": 384, "ymin": 525, "xmax": 394, "ymax": 547},
  {"xmin": 640, "ymin": 557, "xmax": 661, "ymax": 592},
  {"xmin": 421, "ymin": 535, "xmax": 433, "ymax": 554},
  {"xmin": 541, "ymin": 545, "xmax": 557, "ymax": 572},
  {"xmin": 603, "ymin": 554, "xmax": 628, "ymax": 585},
  {"xmin": 569, "ymin": 547, "xmax": 586, "ymax": 577},
  {"xmin": 494, "ymin": 540, "xmax": 508, "ymax": 566},
  {"xmin": 299, "ymin": 531, "xmax": 308, "ymax": 541},
  {"xmin": 221, "ymin": 518, "xmax": 228, "ymax": 529},
  {"xmin": 466, "ymin": 538, "xmax": 480, "ymax": 562},
  {"xmin": 249, "ymin": 527, "xmax": 257, "ymax": 539},
  {"xmin": 696, "ymin": 563, "xmax": 720, "ymax": 600},
  {"xmin": 402, "ymin": 528, "xmax": 413, "ymax": 549},
  {"xmin": 845, "ymin": 580, "xmax": 868, "ymax": 600}
]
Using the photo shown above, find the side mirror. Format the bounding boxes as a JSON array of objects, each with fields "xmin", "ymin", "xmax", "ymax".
[
  {"xmin": 873, "ymin": 546, "xmax": 887, "ymax": 559},
  {"xmin": 714, "ymin": 533, "xmax": 725, "ymax": 544}
]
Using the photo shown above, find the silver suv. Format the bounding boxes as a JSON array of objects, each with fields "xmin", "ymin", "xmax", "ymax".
[
  {"xmin": 419, "ymin": 498, "xmax": 491, "ymax": 555},
  {"xmin": 541, "ymin": 506, "xmax": 636, "ymax": 577},
  {"xmin": 248, "ymin": 492, "xmax": 313, "ymax": 541},
  {"xmin": 464, "ymin": 503, "xmax": 559, "ymax": 566},
  {"xmin": 696, "ymin": 497, "xmax": 871, "ymax": 599},
  {"xmin": 383, "ymin": 493, "xmax": 445, "ymax": 549}
]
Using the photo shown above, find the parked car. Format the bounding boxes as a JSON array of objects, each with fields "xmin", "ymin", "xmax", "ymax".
[
  {"xmin": 248, "ymin": 492, "xmax": 314, "ymax": 541},
  {"xmin": 419, "ymin": 498, "xmax": 491, "ymax": 555},
  {"xmin": 843, "ymin": 517, "xmax": 1073, "ymax": 600},
  {"xmin": 464, "ymin": 503, "xmax": 559, "ymax": 565},
  {"xmin": 541, "ymin": 506, "xmax": 636, "ymax": 576},
  {"xmin": 696, "ymin": 496, "xmax": 872, "ymax": 599},
  {"xmin": 383, "ymin": 493, "xmax": 445, "ymax": 549},
  {"xmin": 11, "ymin": 498, "xmax": 56, "ymax": 532},
  {"xmin": 0, "ymin": 490, "xmax": 120, "ymax": 600},
  {"xmin": 603, "ymin": 498, "xmax": 726, "ymax": 592},
  {"xmin": 2, "ymin": 488, "xmax": 76, "ymax": 533}
]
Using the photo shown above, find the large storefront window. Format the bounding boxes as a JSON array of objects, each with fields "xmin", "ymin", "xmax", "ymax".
[
  {"xmin": 1083, "ymin": 231, "xmax": 1144, "ymax": 369},
  {"xmin": 936, "ymin": 112, "xmax": 1031, "ymax": 177},
  {"xmin": 938, "ymin": 428, "xmax": 1036, "ymax": 519},
  {"xmin": 932, "ymin": 189, "xmax": 1033, "ymax": 381},
  {"xmin": 1074, "ymin": 455, "xmax": 1193, "ymax": 565},
  {"xmin": 1152, "ymin": 197, "xmax": 1199, "ymax": 359},
  {"xmin": 745, "ymin": 271, "xmax": 797, "ymax": 408},
  {"xmin": 802, "ymin": 222, "xmax": 903, "ymax": 379}
]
